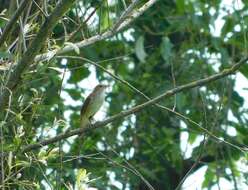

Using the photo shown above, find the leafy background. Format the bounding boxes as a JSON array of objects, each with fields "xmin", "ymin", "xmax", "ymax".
[{"xmin": 0, "ymin": 0, "xmax": 248, "ymax": 189}]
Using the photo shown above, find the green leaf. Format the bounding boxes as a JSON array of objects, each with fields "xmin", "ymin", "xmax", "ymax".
[
  {"xmin": 139, "ymin": 167, "xmax": 157, "ymax": 180},
  {"xmin": 64, "ymin": 42, "xmax": 80, "ymax": 55},
  {"xmin": 0, "ymin": 16, "xmax": 8, "ymax": 27},
  {"xmin": 68, "ymin": 68, "xmax": 90, "ymax": 83},
  {"xmin": 232, "ymin": 90, "xmax": 244, "ymax": 107},
  {"xmin": 202, "ymin": 168, "xmax": 214, "ymax": 188},
  {"xmin": 188, "ymin": 132, "xmax": 197, "ymax": 144},
  {"xmin": 135, "ymin": 36, "xmax": 147, "ymax": 63},
  {"xmin": 66, "ymin": 88, "xmax": 81, "ymax": 100},
  {"xmin": 240, "ymin": 64, "xmax": 248, "ymax": 79},
  {"xmin": 160, "ymin": 37, "xmax": 173, "ymax": 62},
  {"xmin": 221, "ymin": 16, "xmax": 234, "ymax": 37},
  {"xmin": 175, "ymin": 0, "xmax": 185, "ymax": 13},
  {"xmin": 0, "ymin": 51, "xmax": 12, "ymax": 59},
  {"xmin": 100, "ymin": 1, "xmax": 110, "ymax": 32}
]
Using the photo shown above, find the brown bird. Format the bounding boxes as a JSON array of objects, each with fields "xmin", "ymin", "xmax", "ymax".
[{"xmin": 80, "ymin": 84, "xmax": 108, "ymax": 127}]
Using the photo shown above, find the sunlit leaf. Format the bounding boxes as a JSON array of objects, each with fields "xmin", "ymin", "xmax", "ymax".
[{"xmin": 135, "ymin": 36, "xmax": 147, "ymax": 63}]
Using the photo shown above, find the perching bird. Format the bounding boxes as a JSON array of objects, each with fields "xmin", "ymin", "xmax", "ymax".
[{"xmin": 80, "ymin": 84, "xmax": 108, "ymax": 127}]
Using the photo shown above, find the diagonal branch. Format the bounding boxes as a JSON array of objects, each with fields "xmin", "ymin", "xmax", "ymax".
[
  {"xmin": 0, "ymin": 0, "xmax": 76, "ymax": 112},
  {"xmin": 58, "ymin": 55, "xmax": 215, "ymax": 136},
  {"xmin": 20, "ymin": 57, "xmax": 248, "ymax": 153},
  {"xmin": 111, "ymin": 0, "xmax": 140, "ymax": 31},
  {"xmin": 34, "ymin": 0, "xmax": 158, "ymax": 62}
]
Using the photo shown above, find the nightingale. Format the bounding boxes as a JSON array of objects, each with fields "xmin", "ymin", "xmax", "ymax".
[{"xmin": 80, "ymin": 84, "xmax": 108, "ymax": 128}]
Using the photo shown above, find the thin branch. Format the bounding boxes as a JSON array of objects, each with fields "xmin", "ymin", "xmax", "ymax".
[
  {"xmin": 23, "ymin": 1, "xmax": 33, "ymax": 26},
  {"xmin": 96, "ymin": 147, "xmax": 155, "ymax": 190},
  {"xmin": 175, "ymin": 92, "xmax": 210, "ymax": 190},
  {"xmin": 0, "ymin": 0, "xmax": 32, "ymax": 47},
  {"xmin": 175, "ymin": 136, "xmax": 207, "ymax": 190},
  {"xmin": 34, "ymin": 0, "xmax": 158, "ymax": 62},
  {"xmin": 57, "ymin": 56, "xmax": 202, "ymax": 129},
  {"xmin": 105, "ymin": 144, "xmax": 155, "ymax": 190},
  {"xmin": 32, "ymin": 0, "xmax": 48, "ymax": 17},
  {"xmin": 57, "ymin": 55, "xmax": 247, "ymax": 150},
  {"xmin": 20, "ymin": 57, "xmax": 248, "ymax": 153},
  {"xmin": 170, "ymin": 59, "xmax": 177, "ymax": 111},
  {"xmin": 17, "ymin": 1, "xmax": 25, "ymax": 51},
  {"xmin": 111, "ymin": 0, "xmax": 140, "ymax": 31},
  {"xmin": 67, "ymin": 6, "xmax": 99, "ymax": 42},
  {"xmin": 0, "ymin": 0, "xmax": 76, "ymax": 112}
]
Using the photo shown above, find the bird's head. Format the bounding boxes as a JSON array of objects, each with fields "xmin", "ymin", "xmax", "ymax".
[{"xmin": 94, "ymin": 84, "xmax": 108, "ymax": 92}]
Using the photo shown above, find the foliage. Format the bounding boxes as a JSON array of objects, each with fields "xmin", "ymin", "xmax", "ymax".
[{"xmin": 0, "ymin": 0, "xmax": 248, "ymax": 190}]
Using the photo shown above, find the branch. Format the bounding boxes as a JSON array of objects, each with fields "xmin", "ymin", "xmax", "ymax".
[
  {"xmin": 34, "ymin": 0, "xmax": 158, "ymax": 62},
  {"xmin": 57, "ymin": 55, "xmax": 215, "ymax": 137},
  {"xmin": 20, "ymin": 57, "xmax": 248, "ymax": 153},
  {"xmin": 111, "ymin": 0, "xmax": 140, "ymax": 31},
  {"xmin": 0, "ymin": 0, "xmax": 76, "ymax": 112},
  {"xmin": 0, "ymin": 0, "xmax": 32, "ymax": 47}
]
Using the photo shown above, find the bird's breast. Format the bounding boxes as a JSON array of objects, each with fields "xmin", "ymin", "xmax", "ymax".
[{"xmin": 87, "ymin": 91, "xmax": 105, "ymax": 116}]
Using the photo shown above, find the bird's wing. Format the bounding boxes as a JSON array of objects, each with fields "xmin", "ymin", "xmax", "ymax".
[{"xmin": 80, "ymin": 95, "xmax": 92, "ymax": 116}]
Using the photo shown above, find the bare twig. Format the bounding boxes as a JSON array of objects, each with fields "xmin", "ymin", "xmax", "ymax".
[
  {"xmin": 23, "ymin": 1, "xmax": 33, "ymax": 26},
  {"xmin": 111, "ymin": 0, "xmax": 140, "ymax": 31},
  {"xmin": 170, "ymin": 60, "xmax": 177, "ymax": 111},
  {"xmin": 32, "ymin": 0, "xmax": 48, "ymax": 17},
  {"xmin": 175, "ymin": 136, "xmax": 207, "ymax": 190},
  {"xmin": 17, "ymin": 0, "xmax": 27, "ymax": 52},
  {"xmin": 57, "ymin": 66, "xmax": 67, "ymax": 190},
  {"xmin": 175, "ymin": 92, "xmax": 209, "ymax": 190},
  {"xmin": 106, "ymin": 143, "xmax": 155, "ymax": 190},
  {"xmin": 95, "ymin": 146, "xmax": 155, "ymax": 190},
  {"xmin": 34, "ymin": 0, "xmax": 158, "ymax": 62},
  {"xmin": 20, "ymin": 56, "xmax": 248, "ymax": 153},
  {"xmin": 67, "ymin": 6, "xmax": 99, "ymax": 42}
]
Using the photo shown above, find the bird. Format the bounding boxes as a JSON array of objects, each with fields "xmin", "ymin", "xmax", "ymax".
[{"xmin": 80, "ymin": 84, "xmax": 108, "ymax": 128}]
